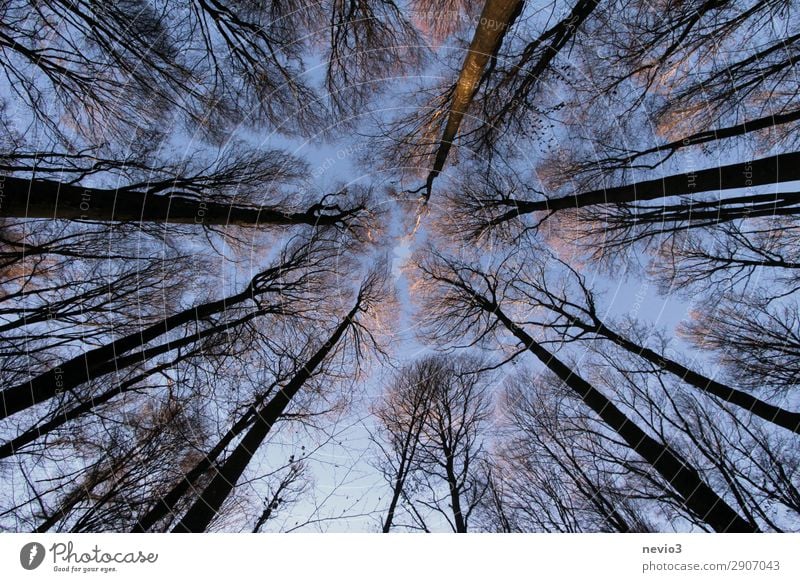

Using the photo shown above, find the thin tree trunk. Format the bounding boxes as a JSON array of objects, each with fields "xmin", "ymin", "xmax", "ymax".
[
  {"xmin": 487, "ymin": 0, "xmax": 600, "ymax": 130},
  {"xmin": 382, "ymin": 457, "xmax": 409, "ymax": 533},
  {"xmin": 381, "ymin": 403, "xmax": 428, "ymax": 533},
  {"xmin": 444, "ymin": 451, "xmax": 467, "ymax": 532},
  {"xmin": 132, "ymin": 397, "xmax": 263, "ymax": 532},
  {"xmin": 0, "ymin": 361, "xmax": 177, "ymax": 459},
  {"xmin": 0, "ymin": 310, "xmax": 269, "ymax": 458},
  {"xmin": 171, "ymin": 299, "xmax": 363, "ymax": 533},
  {"xmin": 613, "ymin": 191, "xmax": 800, "ymax": 227},
  {"xmin": 619, "ymin": 108, "xmax": 800, "ymax": 165},
  {"xmin": 541, "ymin": 434, "xmax": 635, "ymax": 532},
  {"xmin": 252, "ymin": 465, "xmax": 303, "ymax": 533},
  {"xmin": 34, "ymin": 465, "xmax": 115, "ymax": 532}
]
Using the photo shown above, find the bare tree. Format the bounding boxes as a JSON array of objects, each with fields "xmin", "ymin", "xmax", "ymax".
[
  {"xmin": 0, "ymin": 144, "xmax": 366, "ymax": 228},
  {"xmin": 479, "ymin": 253, "xmax": 800, "ymax": 434},
  {"xmin": 469, "ymin": 152, "xmax": 800, "ymax": 236},
  {"xmin": 648, "ymin": 220, "xmax": 800, "ymax": 299},
  {"xmin": 489, "ymin": 372, "xmax": 654, "ymax": 532},
  {"xmin": 0, "ymin": 235, "xmax": 338, "ymax": 422},
  {"xmin": 169, "ymin": 269, "xmax": 385, "ymax": 532},
  {"xmin": 323, "ymin": 0, "xmax": 423, "ymax": 117},
  {"xmin": 588, "ymin": 345, "xmax": 800, "ymax": 531},
  {"xmin": 682, "ymin": 294, "xmax": 800, "ymax": 395},
  {"xmin": 371, "ymin": 358, "xmax": 435, "ymax": 532},
  {"xmin": 373, "ymin": 354, "xmax": 491, "ymax": 532},
  {"xmin": 471, "ymin": 0, "xmax": 600, "ymax": 152},
  {"xmin": 419, "ymin": 0, "xmax": 524, "ymax": 200},
  {"xmin": 416, "ymin": 249, "xmax": 759, "ymax": 532},
  {"xmin": 2, "ymin": 0, "xmax": 798, "ymax": 536},
  {"xmin": 0, "ymin": 0, "xmax": 326, "ymax": 141},
  {"xmin": 29, "ymin": 394, "xmax": 208, "ymax": 532}
]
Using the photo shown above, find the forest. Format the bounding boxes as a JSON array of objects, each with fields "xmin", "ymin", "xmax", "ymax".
[{"xmin": 0, "ymin": 0, "xmax": 798, "ymax": 533}]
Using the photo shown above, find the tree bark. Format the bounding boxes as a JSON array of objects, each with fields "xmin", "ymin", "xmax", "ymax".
[
  {"xmin": 490, "ymin": 151, "xmax": 800, "ymax": 223},
  {"xmin": 423, "ymin": 0, "xmax": 524, "ymax": 200},
  {"xmin": 0, "ymin": 175, "xmax": 352, "ymax": 226},
  {"xmin": 474, "ymin": 296, "xmax": 758, "ymax": 532},
  {"xmin": 0, "ymin": 287, "xmax": 255, "ymax": 420},
  {"xmin": 170, "ymin": 298, "xmax": 362, "ymax": 533}
]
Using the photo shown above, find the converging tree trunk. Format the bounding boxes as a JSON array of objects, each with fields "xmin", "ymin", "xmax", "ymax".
[
  {"xmin": 0, "ymin": 176, "xmax": 359, "ymax": 227},
  {"xmin": 590, "ymin": 320, "xmax": 800, "ymax": 435},
  {"xmin": 486, "ymin": 301, "xmax": 757, "ymax": 532},
  {"xmin": 423, "ymin": 262, "xmax": 759, "ymax": 532},
  {"xmin": 377, "ymin": 378, "xmax": 431, "ymax": 533},
  {"xmin": 489, "ymin": 151, "xmax": 800, "ymax": 225},
  {"xmin": 171, "ymin": 287, "xmax": 369, "ymax": 532},
  {"xmin": 375, "ymin": 355, "xmax": 490, "ymax": 533},
  {"xmin": 131, "ymin": 389, "xmax": 270, "ymax": 532},
  {"xmin": 478, "ymin": 0, "xmax": 600, "ymax": 144},
  {"xmin": 0, "ymin": 245, "xmax": 320, "ymax": 420},
  {"xmin": 527, "ymin": 283, "xmax": 800, "ymax": 435},
  {"xmin": 612, "ymin": 108, "xmax": 800, "ymax": 167},
  {"xmin": 423, "ymin": 0, "xmax": 524, "ymax": 200}
]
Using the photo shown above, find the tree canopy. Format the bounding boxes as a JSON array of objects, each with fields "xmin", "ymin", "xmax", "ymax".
[{"xmin": 1, "ymin": 0, "xmax": 798, "ymax": 533}]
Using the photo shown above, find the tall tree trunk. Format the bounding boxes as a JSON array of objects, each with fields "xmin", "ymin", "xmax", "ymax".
[
  {"xmin": 618, "ymin": 108, "xmax": 800, "ymax": 166},
  {"xmin": 0, "ymin": 308, "xmax": 279, "ymax": 458},
  {"xmin": 485, "ymin": 0, "xmax": 600, "ymax": 132},
  {"xmin": 587, "ymin": 319, "xmax": 800, "ymax": 435},
  {"xmin": 1, "ymin": 310, "xmax": 278, "ymax": 458},
  {"xmin": 381, "ymin": 402, "xmax": 428, "ymax": 533},
  {"xmin": 443, "ymin": 450, "xmax": 467, "ymax": 532},
  {"xmin": 491, "ymin": 151, "xmax": 800, "ymax": 223},
  {"xmin": 423, "ymin": 0, "xmax": 524, "ymax": 200},
  {"xmin": 472, "ymin": 295, "xmax": 758, "ymax": 532},
  {"xmin": 171, "ymin": 298, "xmax": 363, "ymax": 533},
  {"xmin": 0, "ymin": 287, "xmax": 256, "ymax": 420},
  {"xmin": 608, "ymin": 191, "xmax": 800, "ymax": 228},
  {"xmin": 382, "ymin": 452, "xmax": 411, "ymax": 533},
  {"xmin": 0, "ymin": 175, "xmax": 354, "ymax": 226},
  {"xmin": 1, "ymin": 361, "xmax": 176, "ymax": 459},
  {"xmin": 131, "ymin": 396, "xmax": 264, "ymax": 532}
]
